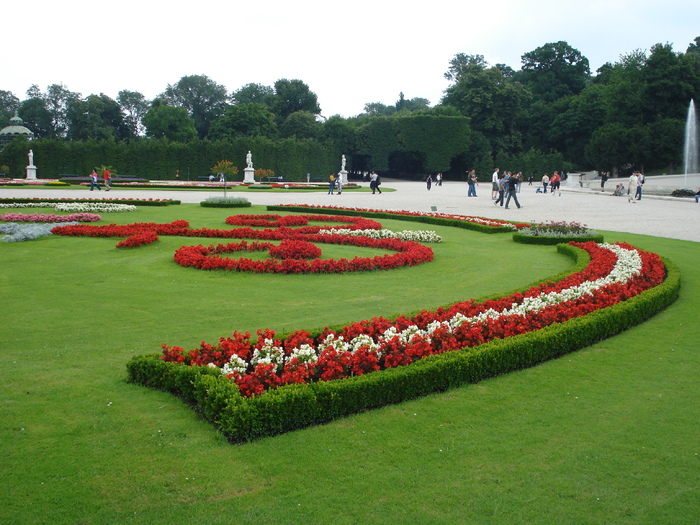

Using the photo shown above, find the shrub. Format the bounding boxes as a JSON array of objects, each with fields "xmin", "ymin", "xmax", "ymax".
[{"xmin": 200, "ymin": 196, "xmax": 251, "ymax": 208}]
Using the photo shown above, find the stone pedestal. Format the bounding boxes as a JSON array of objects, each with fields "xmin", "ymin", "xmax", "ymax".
[
  {"xmin": 243, "ymin": 167, "xmax": 256, "ymax": 184},
  {"xmin": 26, "ymin": 165, "xmax": 37, "ymax": 179},
  {"xmin": 338, "ymin": 170, "xmax": 348, "ymax": 185}
]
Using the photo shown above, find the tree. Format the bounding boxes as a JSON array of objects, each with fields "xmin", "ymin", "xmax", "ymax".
[
  {"xmin": 18, "ymin": 98, "xmax": 53, "ymax": 139},
  {"xmin": 444, "ymin": 53, "xmax": 489, "ymax": 82},
  {"xmin": 442, "ymin": 62, "xmax": 531, "ymax": 155},
  {"xmin": 142, "ymin": 100, "xmax": 197, "ymax": 141},
  {"xmin": 44, "ymin": 83, "xmax": 81, "ymax": 137},
  {"xmin": 208, "ymin": 103, "xmax": 277, "ymax": 140},
  {"xmin": 320, "ymin": 115, "xmax": 357, "ymax": 153},
  {"xmin": 232, "ymin": 83, "xmax": 275, "ymax": 106},
  {"xmin": 117, "ymin": 90, "xmax": 150, "ymax": 136},
  {"xmin": 160, "ymin": 75, "xmax": 229, "ymax": 138},
  {"xmin": 23, "ymin": 83, "xmax": 80, "ymax": 138},
  {"xmin": 0, "ymin": 90, "xmax": 20, "ymax": 128},
  {"xmin": 273, "ymin": 79, "xmax": 321, "ymax": 120},
  {"xmin": 517, "ymin": 41, "xmax": 590, "ymax": 102},
  {"xmin": 640, "ymin": 43, "xmax": 700, "ymax": 121},
  {"xmin": 363, "ymin": 102, "xmax": 395, "ymax": 116},
  {"xmin": 66, "ymin": 94, "xmax": 132, "ymax": 141},
  {"xmin": 279, "ymin": 111, "xmax": 320, "ymax": 139}
]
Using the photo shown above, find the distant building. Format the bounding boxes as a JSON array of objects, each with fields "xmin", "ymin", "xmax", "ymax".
[{"xmin": 0, "ymin": 113, "xmax": 33, "ymax": 149}]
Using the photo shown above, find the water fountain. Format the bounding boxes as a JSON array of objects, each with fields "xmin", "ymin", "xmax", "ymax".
[{"xmin": 684, "ymin": 99, "xmax": 698, "ymax": 187}]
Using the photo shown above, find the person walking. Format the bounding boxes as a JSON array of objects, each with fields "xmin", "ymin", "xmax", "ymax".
[
  {"xmin": 467, "ymin": 170, "xmax": 478, "ymax": 197},
  {"xmin": 635, "ymin": 171, "xmax": 645, "ymax": 200},
  {"xmin": 505, "ymin": 174, "xmax": 522, "ymax": 209},
  {"xmin": 369, "ymin": 171, "xmax": 382, "ymax": 194},
  {"xmin": 426, "ymin": 174, "xmax": 433, "ymax": 190},
  {"xmin": 600, "ymin": 171, "xmax": 608, "ymax": 192},
  {"xmin": 550, "ymin": 171, "xmax": 561, "ymax": 196},
  {"xmin": 542, "ymin": 173, "xmax": 550, "ymax": 194},
  {"xmin": 494, "ymin": 174, "xmax": 507, "ymax": 207},
  {"xmin": 103, "ymin": 168, "xmax": 111, "ymax": 191},
  {"xmin": 89, "ymin": 169, "xmax": 101, "ymax": 191},
  {"xmin": 491, "ymin": 168, "xmax": 500, "ymax": 199},
  {"xmin": 436, "ymin": 173, "xmax": 442, "ymax": 186},
  {"xmin": 327, "ymin": 172, "xmax": 336, "ymax": 195},
  {"xmin": 627, "ymin": 172, "xmax": 639, "ymax": 203}
]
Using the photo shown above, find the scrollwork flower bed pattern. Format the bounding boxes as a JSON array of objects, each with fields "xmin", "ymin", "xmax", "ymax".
[
  {"xmin": 51, "ymin": 214, "xmax": 436, "ymax": 274},
  {"xmin": 124, "ymin": 209, "xmax": 678, "ymax": 442},
  {"xmin": 160, "ymin": 242, "xmax": 666, "ymax": 398}
]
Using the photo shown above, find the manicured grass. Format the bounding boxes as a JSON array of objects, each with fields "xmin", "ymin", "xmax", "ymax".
[{"xmin": 0, "ymin": 204, "xmax": 697, "ymax": 524}]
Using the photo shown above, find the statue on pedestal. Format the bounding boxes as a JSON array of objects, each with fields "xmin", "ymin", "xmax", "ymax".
[
  {"xmin": 28, "ymin": 149, "xmax": 34, "ymax": 166},
  {"xmin": 246, "ymin": 151, "xmax": 253, "ymax": 169}
]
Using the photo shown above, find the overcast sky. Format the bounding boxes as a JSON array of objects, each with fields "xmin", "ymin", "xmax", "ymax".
[{"xmin": 3, "ymin": 0, "xmax": 699, "ymax": 118}]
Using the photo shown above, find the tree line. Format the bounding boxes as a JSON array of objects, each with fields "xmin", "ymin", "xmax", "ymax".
[{"xmin": 1, "ymin": 36, "xmax": 699, "ymax": 179}]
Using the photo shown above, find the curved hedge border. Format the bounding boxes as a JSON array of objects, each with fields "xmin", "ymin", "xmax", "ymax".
[
  {"xmin": 513, "ymin": 232, "xmax": 605, "ymax": 245},
  {"xmin": 126, "ymin": 239, "xmax": 680, "ymax": 443},
  {"xmin": 268, "ymin": 205, "xmax": 519, "ymax": 234}
]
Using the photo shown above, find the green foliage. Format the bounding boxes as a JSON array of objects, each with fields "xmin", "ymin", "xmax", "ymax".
[
  {"xmin": 208, "ymin": 103, "xmax": 277, "ymax": 140},
  {"xmin": 127, "ymin": 246, "xmax": 679, "ymax": 443},
  {"xmin": 279, "ymin": 111, "xmax": 320, "ymax": 139},
  {"xmin": 159, "ymin": 75, "xmax": 229, "ymax": 139},
  {"xmin": 200, "ymin": 196, "xmax": 252, "ymax": 207},
  {"xmin": 142, "ymin": 102, "xmax": 197, "ymax": 142}
]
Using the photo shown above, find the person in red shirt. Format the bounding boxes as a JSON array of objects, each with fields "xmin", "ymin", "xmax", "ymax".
[{"xmin": 103, "ymin": 168, "xmax": 111, "ymax": 191}]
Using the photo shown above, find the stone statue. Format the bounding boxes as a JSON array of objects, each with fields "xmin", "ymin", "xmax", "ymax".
[
  {"xmin": 28, "ymin": 149, "xmax": 34, "ymax": 166},
  {"xmin": 246, "ymin": 151, "xmax": 253, "ymax": 169},
  {"xmin": 341, "ymin": 154, "xmax": 346, "ymax": 172}
]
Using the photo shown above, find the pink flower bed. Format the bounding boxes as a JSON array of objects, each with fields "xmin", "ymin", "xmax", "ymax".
[{"xmin": 1, "ymin": 212, "xmax": 101, "ymax": 223}]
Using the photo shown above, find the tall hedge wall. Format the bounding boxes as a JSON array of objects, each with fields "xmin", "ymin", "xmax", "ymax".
[{"xmin": 0, "ymin": 136, "xmax": 338, "ymax": 181}]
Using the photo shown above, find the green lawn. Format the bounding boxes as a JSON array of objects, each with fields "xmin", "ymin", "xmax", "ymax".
[{"xmin": 0, "ymin": 204, "xmax": 697, "ymax": 524}]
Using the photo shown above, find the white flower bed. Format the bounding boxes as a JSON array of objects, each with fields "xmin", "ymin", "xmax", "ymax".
[
  {"xmin": 319, "ymin": 228, "xmax": 442, "ymax": 243},
  {"xmin": 54, "ymin": 203, "xmax": 137, "ymax": 213},
  {"xmin": 217, "ymin": 243, "xmax": 642, "ymax": 374}
]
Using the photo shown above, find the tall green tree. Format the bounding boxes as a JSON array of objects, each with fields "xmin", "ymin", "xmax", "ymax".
[
  {"xmin": 279, "ymin": 111, "xmax": 320, "ymax": 139},
  {"xmin": 160, "ymin": 75, "xmax": 229, "ymax": 139},
  {"xmin": 442, "ymin": 56, "xmax": 530, "ymax": 155},
  {"xmin": 142, "ymin": 100, "xmax": 197, "ymax": 142},
  {"xmin": 232, "ymin": 83, "xmax": 275, "ymax": 107},
  {"xmin": 208, "ymin": 103, "xmax": 278, "ymax": 140},
  {"xmin": 24, "ymin": 83, "xmax": 80, "ymax": 138},
  {"xmin": 66, "ymin": 94, "xmax": 132, "ymax": 141},
  {"xmin": 516, "ymin": 41, "xmax": 590, "ymax": 103},
  {"xmin": 0, "ymin": 90, "xmax": 20, "ymax": 128},
  {"xmin": 117, "ymin": 90, "xmax": 150, "ymax": 136},
  {"xmin": 17, "ymin": 98, "xmax": 53, "ymax": 139},
  {"xmin": 273, "ymin": 79, "xmax": 321, "ymax": 120}
]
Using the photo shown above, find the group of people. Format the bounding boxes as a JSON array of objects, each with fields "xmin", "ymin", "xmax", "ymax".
[
  {"xmin": 89, "ymin": 168, "xmax": 110, "ymax": 191},
  {"xmin": 537, "ymin": 172, "xmax": 562, "ymax": 195},
  {"xmin": 491, "ymin": 168, "xmax": 524, "ymax": 209},
  {"xmin": 425, "ymin": 173, "xmax": 443, "ymax": 190}
]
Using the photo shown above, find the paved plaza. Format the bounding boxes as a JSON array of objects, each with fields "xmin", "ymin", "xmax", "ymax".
[{"xmin": 2, "ymin": 179, "xmax": 698, "ymax": 242}]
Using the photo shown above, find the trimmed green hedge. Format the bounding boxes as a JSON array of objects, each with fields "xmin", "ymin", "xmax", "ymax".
[
  {"xmin": 513, "ymin": 232, "xmax": 605, "ymax": 245},
  {"xmin": 200, "ymin": 201, "xmax": 252, "ymax": 208},
  {"xmin": 126, "ymin": 245, "xmax": 680, "ymax": 443}
]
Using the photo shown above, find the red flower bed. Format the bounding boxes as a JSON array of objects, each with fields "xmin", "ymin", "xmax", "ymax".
[
  {"xmin": 160, "ymin": 241, "xmax": 666, "ymax": 398},
  {"xmin": 52, "ymin": 215, "xmax": 433, "ymax": 272},
  {"xmin": 276, "ymin": 204, "xmax": 529, "ymax": 229},
  {"xmin": 173, "ymin": 234, "xmax": 432, "ymax": 274}
]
